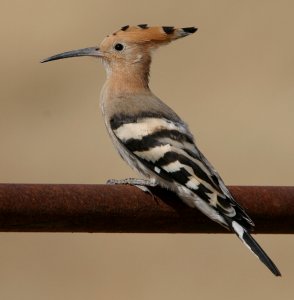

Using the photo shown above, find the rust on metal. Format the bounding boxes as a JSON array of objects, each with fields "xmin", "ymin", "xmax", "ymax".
[{"xmin": 0, "ymin": 184, "xmax": 293, "ymax": 233}]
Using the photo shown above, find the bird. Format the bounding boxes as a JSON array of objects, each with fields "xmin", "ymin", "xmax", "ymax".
[{"xmin": 41, "ymin": 24, "xmax": 281, "ymax": 276}]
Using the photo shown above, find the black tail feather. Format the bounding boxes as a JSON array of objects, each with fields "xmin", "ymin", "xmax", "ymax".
[{"xmin": 231, "ymin": 221, "xmax": 281, "ymax": 276}]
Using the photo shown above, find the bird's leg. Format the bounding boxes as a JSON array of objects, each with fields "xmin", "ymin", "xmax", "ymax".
[
  {"xmin": 107, "ymin": 178, "xmax": 157, "ymax": 186},
  {"xmin": 106, "ymin": 178, "xmax": 157, "ymax": 194}
]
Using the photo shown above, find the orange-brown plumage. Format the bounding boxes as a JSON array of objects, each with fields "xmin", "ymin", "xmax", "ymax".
[
  {"xmin": 97, "ymin": 25, "xmax": 197, "ymax": 95},
  {"xmin": 109, "ymin": 25, "xmax": 197, "ymax": 45}
]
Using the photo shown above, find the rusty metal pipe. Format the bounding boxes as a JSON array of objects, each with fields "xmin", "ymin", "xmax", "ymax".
[{"xmin": 0, "ymin": 184, "xmax": 293, "ymax": 233}]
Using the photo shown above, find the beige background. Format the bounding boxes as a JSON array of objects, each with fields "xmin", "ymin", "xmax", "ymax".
[{"xmin": 0, "ymin": 0, "xmax": 293, "ymax": 299}]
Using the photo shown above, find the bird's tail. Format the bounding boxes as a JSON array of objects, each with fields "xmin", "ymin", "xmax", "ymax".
[{"xmin": 231, "ymin": 221, "xmax": 281, "ymax": 276}]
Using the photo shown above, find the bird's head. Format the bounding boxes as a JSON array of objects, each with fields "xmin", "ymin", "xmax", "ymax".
[{"xmin": 41, "ymin": 25, "xmax": 197, "ymax": 70}]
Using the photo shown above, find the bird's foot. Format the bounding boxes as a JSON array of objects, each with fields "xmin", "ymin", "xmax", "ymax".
[{"xmin": 106, "ymin": 178, "xmax": 157, "ymax": 196}]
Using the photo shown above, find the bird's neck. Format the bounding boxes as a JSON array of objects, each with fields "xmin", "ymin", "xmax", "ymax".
[{"xmin": 102, "ymin": 60, "xmax": 151, "ymax": 97}]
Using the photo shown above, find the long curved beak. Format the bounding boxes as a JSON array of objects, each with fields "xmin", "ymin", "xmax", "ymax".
[{"xmin": 41, "ymin": 47, "xmax": 102, "ymax": 63}]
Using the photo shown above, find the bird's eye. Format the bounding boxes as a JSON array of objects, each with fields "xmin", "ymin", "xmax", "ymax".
[{"xmin": 114, "ymin": 43, "xmax": 124, "ymax": 51}]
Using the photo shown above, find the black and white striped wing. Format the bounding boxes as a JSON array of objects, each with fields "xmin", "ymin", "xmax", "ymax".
[{"xmin": 110, "ymin": 114, "xmax": 254, "ymax": 230}]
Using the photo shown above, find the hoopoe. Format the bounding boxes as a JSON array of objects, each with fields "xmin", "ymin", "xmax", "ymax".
[{"xmin": 42, "ymin": 24, "xmax": 281, "ymax": 276}]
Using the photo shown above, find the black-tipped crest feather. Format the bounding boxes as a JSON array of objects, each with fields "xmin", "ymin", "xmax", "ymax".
[
  {"xmin": 138, "ymin": 24, "xmax": 148, "ymax": 29},
  {"xmin": 121, "ymin": 25, "xmax": 129, "ymax": 31},
  {"xmin": 182, "ymin": 27, "xmax": 198, "ymax": 33},
  {"xmin": 162, "ymin": 26, "xmax": 175, "ymax": 34}
]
